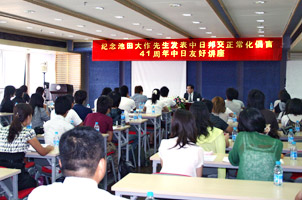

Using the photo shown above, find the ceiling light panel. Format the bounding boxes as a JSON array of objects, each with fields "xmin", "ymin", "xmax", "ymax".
[{"xmin": 222, "ymin": 0, "xmax": 298, "ymax": 37}]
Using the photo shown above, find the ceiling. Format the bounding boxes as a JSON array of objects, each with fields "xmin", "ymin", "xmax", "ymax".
[{"xmin": 0, "ymin": 0, "xmax": 301, "ymax": 52}]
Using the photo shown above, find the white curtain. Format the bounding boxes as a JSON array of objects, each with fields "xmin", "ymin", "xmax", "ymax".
[
  {"xmin": 286, "ymin": 60, "xmax": 302, "ymax": 98},
  {"xmin": 131, "ymin": 61, "xmax": 187, "ymax": 98}
]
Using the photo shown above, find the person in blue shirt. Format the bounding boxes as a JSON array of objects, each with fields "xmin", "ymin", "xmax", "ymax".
[{"xmin": 73, "ymin": 90, "xmax": 92, "ymax": 121}]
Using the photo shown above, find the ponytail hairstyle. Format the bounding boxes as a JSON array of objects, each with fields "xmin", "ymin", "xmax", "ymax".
[
  {"xmin": 8, "ymin": 103, "xmax": 33, "ymax": 143},
  {"xmin": 151, "ymin": 89, "xmax": 160, "ymax": 104}
]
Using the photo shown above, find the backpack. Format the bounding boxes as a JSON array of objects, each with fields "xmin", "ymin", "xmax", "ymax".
[
  {"xmin": 118, "ymin": 155, "xmax": 135, "ymax": 179},
  {"xmin": 282, "ymin": 116, "xmax": 302, "ymax": 134}
]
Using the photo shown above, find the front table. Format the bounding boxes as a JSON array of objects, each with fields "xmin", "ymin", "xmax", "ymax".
[
  {"xmin": 0, "ymin": 168, "xmax": 20, "ymax": 200},
  {"xmin": 112, "ymin": 173, "xmax": 300, "ymax": 200}
]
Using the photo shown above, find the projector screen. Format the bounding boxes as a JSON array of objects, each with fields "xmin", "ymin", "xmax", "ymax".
[
  {"xmin": 286, "ymin": 60, "xmax": 302, "ymax": 99},
  {"xmin": 131, "ymin": 61, "xmax": 186, "ymax": 98}
]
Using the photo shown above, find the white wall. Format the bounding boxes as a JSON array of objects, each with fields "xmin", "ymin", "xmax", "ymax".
[
  {"xmin": 131, "ymin": 61, "xmax": 186, "ymax": 98},
  {"xmin": 286, "ymin": 60, "xmax": 302, "ymax": 98}
]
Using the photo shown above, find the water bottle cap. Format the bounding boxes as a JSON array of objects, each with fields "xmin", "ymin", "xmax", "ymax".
[
  {"xmin": 55, "ymin": 132, "xmax": 58, "ymax": 135},
  {"xmin": 96, "ymin": 122, "xmax": 98, "ymax": 124},
  {"xmin": 276, "ymin": 161, "xmax": 281, "ymax": 165},
  {"xmin": 289, "ymin": 129, "xmax": 293, "ymax": 132},
  {"xmin": 147, "ymin": 192, "xmax": 154, "ymax": 197},
  {"xmin": 297, "ymin": 121, "xmax": 299, "ymax": 123},
  {"xmin": 233, "ymin": 127, "xmax": 237, "ymax": 130},
  {"xmin": 292, "ymin": 141, "xmax": 296, "ymax": 145},
  {"xmin": 134, "ymin": 110, "xmax": 136, "ymax": 113}
]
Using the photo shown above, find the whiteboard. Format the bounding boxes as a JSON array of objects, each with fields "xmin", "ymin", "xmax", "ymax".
[
  {"xmin": 286, "ymin": 60, "xmax": 302, "ymax": 99},
  {"xmin": 131, "ymin": 61, "xmax": 186, "ymax": 98}
]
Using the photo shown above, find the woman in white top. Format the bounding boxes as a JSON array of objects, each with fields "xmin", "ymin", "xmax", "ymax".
[
  {"xmin": 212, "ymin": 96, "xmax": 229, "ymax": 122},
  {"xmin": 281, "ymin": 98, "xmax": 302, "ymax": 127},
  {"xmin": 159, "ymin": 109, "xmax": 204, "ymax": 177},
  {"xmin": 144, "ymin": 89, "xmax": 169, "ymax": 115}
]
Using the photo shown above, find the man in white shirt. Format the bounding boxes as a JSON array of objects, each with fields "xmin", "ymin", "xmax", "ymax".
[
  {"xmin": 225, "ymin": 88, "xmax": 242, "ymax": 115},
  {"xmin": 50, "ymin": 94, "xmax": 83, "ymax": 126},
  {"xmin": 159, "ymin": 86, "xmax": 177, "ymax": 108},
  {"xmin": 118, "ymin": 85, "xmax": 136, "ymax": 112},
  {"xmin": 28, "ymin": 126, "xmax": 126, "ymax": 200},
  {"xmin": 44, "ymin": 96, "xmax": 74, "ymax": 145}
]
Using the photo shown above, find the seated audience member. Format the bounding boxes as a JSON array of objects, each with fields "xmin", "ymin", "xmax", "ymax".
[
  {"xmin": 131, "ymin": 85, "xmax": 148, "ymax": 109},
  {"xmin": 12, "ymin": 88, "xmax": 25, "ymax": 105},
  {"xmin": 184, "ymin": 84, "xmax": 202, "ymax": 102},
  {"xmin": 51, "ymin": 95, "xmax": 83, "ymax": 126},
  {"xmin": 202, "ymin": 99, "xmax": 233, "ymax": 134},
  {"xmin": 159, "ymin": 109, "xmax": 204, "ymax": 177},
  {"xmin": 44, "ymin": 96, "xmax": 74, "ymax": 145},
  {"xmin": 232, "ymin": 88, "xmax": 245, "ymax": 109},
  {"xmin": 228, "ymin": 108, "xmax": 283, "ymax": 181},
  {"xmin": 20, "ymin": 85, "xmax": 30, "ymax": 103},
  {"xmin": 73, "ymin": 90, "xmax": 92, "ymax": 121},
  {"xmin": 281, "ymin": 98, "xmax": 302, "ymax": 127},
  {"xmin": 108, "ymin": 91, "xmax": 129, "ymax": 125},
  {"xmin": 29, "ymin": 93, "xmax": 49, "ymax": 134},
  {"xmin": 160, "ymin": 86, "xmax": 177, "ymax": 108},
  {"xmin": 247, "ymin": 89, "xmax": 279, "ymax": 139},
  {"xmin": 225, "ymin": 88, "xmax": 241, "ymax": 115},
  {"xmin": 114, "ymin": 87, "xmax": 120, "ymax": 93},
  {"xmin": 94, "ymin": 87, "xmax": 112, "ymax": 109},
  {"xmin": 84, "ymin": 96, "xmax": 117, "ymax": 170},
  {"xmin": 212, "ymin": 96, "xmax": 229, "ymax": 123},
  {"xmin": 190, "ymin": 102, "xmax": 226, "ymax": 178},
  {"xmin": 0, "ymin": 103, "xmax": 53, "ymax": 191},
  {"xmin": 28, "ymin": 126, "xmax": 126, "ymax": 200},
  {"xmin": 119, "ymin": 85, "xmax": 136, "ymax": 112},
  {"xmin": 36, "ymin": 87, "xmax": 45, "ymax": 97},
  {"xmin": 274, "ymin": 89, "xmax": 291, "ymax": 119},
  {"xmin": 145, "ymin": 89, "xmax": 168, "ymax": 115},
  {"xmin": 0, "ymin": 86, "xmax": 16, "ymax": 126}
]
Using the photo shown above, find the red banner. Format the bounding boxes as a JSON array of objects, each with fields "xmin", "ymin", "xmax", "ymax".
[{"xmin": 92, "ymin": 38, "xmax": 282, "ymax": 61}]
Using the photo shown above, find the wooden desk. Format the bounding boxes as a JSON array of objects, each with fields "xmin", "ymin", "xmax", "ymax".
[
  {"xmin": 112, "ymin": 173, "xmax": 301, "ymax": 200},
  {"xmin": 113, "ymin": 125, "xmax": 131, "ymax": 180},
  {"xmin": 151, "ymin": 153, "xmax": 302, "ymax": 173},
  {"xmin": 129, "ymin": 119, "xmax": 148, "ymax": 167},
  {"xmin": 279, "ymin": 131, "xmax": 302, "ymax": 141},
  {"xmin": 26, "ymin": 149, "xmax": 60, "ymax": 183},
  {"xmin": 0, "ymin": 168, "xmax": 20, "ymax": 200},
  {"xmin": 129, "ymin": 113, "xmax": 162, "ymax": 154}
]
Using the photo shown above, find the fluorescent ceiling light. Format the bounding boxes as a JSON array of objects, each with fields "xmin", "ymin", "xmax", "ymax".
[
  {"xmin": 255, "ymin": 11, "xmax": 265, "ymax": 15},
  {"xmin": 166, "ymin": 37, "xmax": 171, "ymax": 39},
  {"xmin": 182, "ymin": 13, "xmax": 192, "ymax": 17},
  {"xmin": 193, "ymin": 21, "xmax": 201, "ymax": 24},
  {"xmin": 68, "ymin": 35, "xmax": 74, "ymax": 38},
  {"xmin": 26, "ymin": 26, "xmax": 33, "ymax": 29},
  {"xmin": 123, "ymin": 38, "xmax": 129, "ymax": 39},
  {"xmin": 199, "ymin": 27, "xmax": 206, "ymax": 30},
  {"xmin": 132, "ymin": 23, "xmax": 140, "ymax": 26},
  {"xmin": 206, "ymin": 32, "xmax": 212, "ymax": 34},
  {"xmin": 110, "ymin": 34, "xmax": 117, "ymax": 36},
  {"xmin": 54, "ymin": 18, "xmax": 62, "ymax": 21},
  {"xmin": 96, "ymin": 30, "xmax": 102, "ymax": 32},
  {"xmin": 95, "ymin": 7, "xmax": 104, "ymax": 10},
  {"xmin": 257, "ymin": 25, "xmax": 264, "ymax": 29},
  {"xmin": 211, "ymin": 36, "xmax": 217, "ymax": 38},
  {"xmin": 49, "ymin": 31, "xmax": 55, "ymax": 34},
  {"xmin": 156, "ymin": 33, "xmax": 163, "ymax": 35},
  {"xmin": 77, "ymin": 25, "xmax": 85, "ymax": 28},
  {"xmin": 25, "ymin": 10, "xmax": 35, "ymax": 14},
  {"xmin": 259, "ymin": 35, "xmax": 265, "ymax": 37},
  {"xmin": 170, "ymin": 3, "xmax": 181, "ymax": 7},
  {"xmin": 114, "ymin": 16, "xmax": 124, "ymax": 19},
  {"xmin": 257, "ymin": 19, "xmax": 264, "ymax": 22},
  {"xmin": 255, "ymin": 1, "xmax": 265, "ymax": 4},
  {"xmin": 0, "ymin": 21, "xmax": 7, "ymax": 24},
  {"xmin": 258, "ymin": 30, "xmax": 264, "ymax": 33},
  {"xmin": 146, "ymin": 28, "xmax": 153, "ymax": 31}
]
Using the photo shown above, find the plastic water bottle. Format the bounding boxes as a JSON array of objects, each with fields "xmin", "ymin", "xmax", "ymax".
[
  {"xmin": 295, "ymin": 121, "xmax": 300, "ymax": 132},
  {"xmin": 290, "ymin": 141, "xmax": 297, "ymax": 160},
  {"xmin": 121, "ymin": 111, "xmax": 125, "ymax": 127},
  {"xmin": 232, "ymin": 112, "xmax": 237, "ymax": 123},
  {"xmin": 26, "ymin": 123, "xmax": 32, "ymax": 129},
  {"xmin": 274, "ymin": 161, "xmax": 283, "ymax": 186},
  {"xmin": 133, "ymin": 110, "xmax": 138, "ymax": 120},
  {"xmin": 152, "ymin": 106, "xmax": 155, "ymax": 114},
  {"xmin": 94, "ymin": 122, "xmax": 100, "ymax": 132},
  {"xmin": 53, "ymin": 132, "xmax": 60, "ymax": 149},
  {"xmin": 87, "ymin": 104, "xmax": 90, "ymax": 109},
  {"xmin": 288, "ymin": 129, "xmax": 294, "ymax": 145},
  {"xmin": 232, "ymin": 127, "xmax": 237, "ymax": 142},
  {"xmin": 145, "ymin": 191, "xmax": 155, "ymax": 200},
  {"xmin": 70, "ymin": 120, "xmax": 74, "ymax": 125},
  {"xmin": 270, "ymin": 102, "xmax": 274, "ymax": 111},
  {"xmin": 138, "ymin": 103, "xmax": 143, "ymax": 120}
]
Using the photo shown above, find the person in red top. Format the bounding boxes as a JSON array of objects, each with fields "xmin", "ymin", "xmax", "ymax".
[{"xmin": 84, "ymin": 96, "xmax": 117, "ymax": 172}]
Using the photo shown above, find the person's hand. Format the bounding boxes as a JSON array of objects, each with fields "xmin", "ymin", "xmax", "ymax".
[{"xmin": 46, "ymin": 145, "xmax": 54, "ymax": 151}]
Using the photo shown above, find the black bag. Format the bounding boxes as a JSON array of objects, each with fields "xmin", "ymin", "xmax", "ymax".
[
  {"xmin": 118, "ymin": 156, "xmax": 135, "ymax": 178},
  {"xmin": 34, "ymin": 127, "xmax": 44, "ymax": 134}
]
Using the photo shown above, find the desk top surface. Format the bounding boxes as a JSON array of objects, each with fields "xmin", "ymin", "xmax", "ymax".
[
  {"xmin": 0, "ymin": 168, "xmax": 20, "ymax": 181},
  {"xmin": 112, "ymin": 173, "xmax": 300, "ymax": 200},
  {"xmin": 26, "ymin": 148, "xmax": 59, "ymax": 158},
  {"xmin": 129, "ymin": 119, "xmax": 148, "ymax": 125},
  {"xmin": 113, "ymin": 125, "xmax": 131, "ymax": 131},
  {"xmin": 0, "ymin": 112, "xmax": 13, "ymax": 117},
  {"xmin": 129, "ymin": 113, "xmax": 161, "ymax": 118}
]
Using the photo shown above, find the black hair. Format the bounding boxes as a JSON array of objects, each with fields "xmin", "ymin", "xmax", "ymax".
[
  {"xmin": 101, "ymin": 87, "xmax": 112, "ymax": 96},
  {"xmin": 108, "ymin": 91, "xmax": 121, "ymax": 108},
  {"xmin": 2, "ymin": 85, "xmax": 15, "ymax": 102},
  {"xmin": 160, "ymin": 86, "xmax": 169, "ymax": 97},
  {"xmin": 171, "ymin": 109, "xmax": 197, "ymax": 149},
  {"xmin": 36, "ymin": 87, "xmax": 44, "ymax": 96},
  {"xmin": 65, "ymin": 94, "xmax": 74, "ymax": 105},
  {"xmin": 190, "ymin": 102, "xmax": 213, "ymax": 137},
  {"xmin": 97, "ymin": 96, "xmax": 113, "ymax": 114},
  {"xmin": 151, "ymin": 89, "xmax": 160, "ymax": 104},
  {"xmin": 8, "ymin": 103, "xmax": 33, "ymax": 143},
  {"xmin": 55, "ymin": 96, "xmax": 71, "ymax": 115},
  {"xmin": 202, "ymin": 99, "xmax": 213, "ymax": 113},
  {"xmin": 29, "ymin": 93, "xmax": 44, "ymax": 115},
  {"xmin": 119, "ymin": 85, "xmax": 129, "ymax": 97},
  {"xmin": 278, "ymin": 89, "xmax": 291, "ymax": 103},
  {"xmin": 187, "ymin": 84, "xmax": 194, "ymax": 90},
  {"xmin": 286, "ymin": 98, "xmax": 302, "ymax": 115},
  {"xmin": 134, "ymin": 86, "xmax": 143, "ymax": 94},
  {"xmin": 247, "ymin": 89, "xmax": 265, "ymax": 110},
  {"xmin": 238, "ymin": 107, "xmax": 266, "ymax": 133},
  {"xmin": 226, "ymin": 88, "xmax": 238, "ymax": 100},
  {"xmin": 59, "ymin": 126, "xmax": 105, "ymax": 177},
  {"xmin": 114, "ymin": 87, "xmax": 120, "ymax": 93},
  {"xmin": 74, "ymin": 90, "xmax": 87, "ymax": 105},
  {"xmin": 19, "ymin": 85, "xmax": 28, "ymax": 93},
  {"xmin": 15, "ymin": 88, "xmax": 23, "ymax": 98}
]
